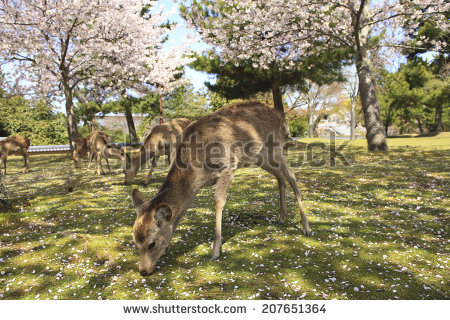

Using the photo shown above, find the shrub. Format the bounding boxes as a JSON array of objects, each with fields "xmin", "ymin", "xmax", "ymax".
[{"xmin": 288, "ymin": 115, "xmax": 308, "ymax": 137}]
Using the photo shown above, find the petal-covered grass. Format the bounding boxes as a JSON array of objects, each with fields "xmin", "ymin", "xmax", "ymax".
[{"xmin": 0, "ymin": 133, "xmax": 449, "ymax": 300}]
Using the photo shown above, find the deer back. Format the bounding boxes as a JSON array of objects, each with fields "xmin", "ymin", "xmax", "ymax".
[{"xmin": 0, "ymin": 135, "xmax": 30, "ymax": 156}]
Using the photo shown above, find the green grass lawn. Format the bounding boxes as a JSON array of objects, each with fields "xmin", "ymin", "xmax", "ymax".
[{"xmin": 0, "ymin": 133, "xmax": 449, "ymax": 300}]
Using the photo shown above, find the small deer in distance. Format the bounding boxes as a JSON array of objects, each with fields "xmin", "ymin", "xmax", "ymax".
[
  {"xmin": 72, "ymin": 136, "xmax": 91, "ymax": 169},
  {"xmin": 90, "ymin": 131, "xmax": 127, "ymax": 175},
  {"xmin": 132, "ymin": 101, "xmax": 311, "ymax": 276},
  {"xmin": 73, "ymin": 131, "xmax": 127, "ymax": 175},
  {"xmin": 0, "ymin": 135, "xmax": 30, "ymax": 175},
  {"xmin": 124, "ymin": 118, "xmax": 191, "ymax": 184}
]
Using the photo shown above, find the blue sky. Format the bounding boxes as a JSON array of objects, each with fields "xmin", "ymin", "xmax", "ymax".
[{"xmin": 156, "ymin": 0, "xmax": 212, "ymax": 92}]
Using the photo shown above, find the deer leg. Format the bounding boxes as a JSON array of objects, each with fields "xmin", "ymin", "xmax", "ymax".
[
  {"xmin": 275, "ymin": 175, "xmax": 287, "ymax": 224},
  {"xmin": 145, "ymin": 155, "xmax": 158, "ymax": 184},
  {"xmin": 94, "ymin": 153, "xmax": 98, "ymax": 174},
  {"xmin": 211, "ymin": 171, "xmax": 234, "ymax": 260},
  {"xmin": 105, "ymin": 156, "xmax": 111, "ymax": 172},
  {"xmin": 88, "ymin": 151, "xmax": 94, "ymax": 168},
  {"xmin": 94, "ymin": 152, "xmax": 103, "ymax": 175},
  {"xmin": 98, "ymin": 155, "xmax": 105, "ymax": 175},
  {"xmin": 23, "ymin": 152, "xmax": 29, "ymax": 173},
  {"xmin": 260, "ymin": 165, "xmax": 287, "ymax": 224},
  {"xmin": 280, "ymin": 159, "xmax": 311, "ymax": 236},
  {"xmin": 0, "ymin": 156, "xmax": 5, "ymax": 175}
]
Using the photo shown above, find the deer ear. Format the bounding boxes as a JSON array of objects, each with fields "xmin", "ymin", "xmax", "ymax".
[
  {"xmin": 154, "ymin": 204, "xmax": 173, "ymax": 225},
  {"xmin": 132, "ymin": 188, "xmax": 147, "ymax": 211}
]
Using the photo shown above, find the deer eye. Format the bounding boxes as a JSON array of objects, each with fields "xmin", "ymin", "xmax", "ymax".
[{"xmin": 148, "ymin": 242, "xmax": 156, "ymax": 249}]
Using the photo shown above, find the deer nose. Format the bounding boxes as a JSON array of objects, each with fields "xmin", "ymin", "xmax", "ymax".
[{"xmin": 140, "ymin": 270, "xmax": 150, "ymax": 277}]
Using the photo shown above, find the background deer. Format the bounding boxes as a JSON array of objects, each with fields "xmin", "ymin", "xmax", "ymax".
[
  {"xmin": 124, "ymin": 118, "xmax": 191, "ymax": 184},
  {"xmin": 72, "ymin": 136, "xmax": 91, "ymax": 168},
  {"xmin": 131, "ymin": 101, "xmax": 311, "ymax": 276},
  {"xmin": 0, "ymin": 135, "xmax": 30, "ymax": 175},
  {"xmin": 89, "ymin": 131, "xmax": 127, "ymax": 175}
]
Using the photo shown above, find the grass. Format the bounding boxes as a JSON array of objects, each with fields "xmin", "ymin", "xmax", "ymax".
[{"xmin": 0, "ymin": 133, "xmax": 449, "ymax": 300}]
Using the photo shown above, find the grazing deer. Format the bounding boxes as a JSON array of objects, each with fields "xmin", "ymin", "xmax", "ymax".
[
  {"xmin": 131, "ymin": 101, "xmax": 311, "ymax": 276},
  {"xmin": 124, "ymin": 118, "xmax": 191, "ymax": 184},
  {"xmin": 72, "ymin": 136, "xmax": 91, "ymax": 169},
  {"xmin": 0, "ymin": 135, "xmax": 30, "ymax": 175},
  {"xmin": 89, "ymin": 131, "xmax": 128, "ymax": 175}
]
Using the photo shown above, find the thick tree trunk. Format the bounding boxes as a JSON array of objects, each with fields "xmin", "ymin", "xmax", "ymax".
[
  {"xmin": 350, "ymin": 97, "xmax": 357, "ymax": 141},
  {"xmin": 353, "ymin": 0, "xmax": 388, "ymax": 151},
  {"xmin": 433, "ymin": 104, "xmax": 442, "ymax": 133},
  {"xmin": 384, "ymin": 104, "xmax": 391, "ymax": 136},
  {"xmin": 271, "ymin": 84, "xmax": 284, "ymax": 113},
  {"xmin": 356, "ymin": 61, "xmax": 387, "ymax": 151},
  {"xmin": 124, "ymin": 103, "xmax": 138, "ymax": 145},
  {"xmin": 64, "ymin": 84, "xmax": 78, "ymax": 150}
]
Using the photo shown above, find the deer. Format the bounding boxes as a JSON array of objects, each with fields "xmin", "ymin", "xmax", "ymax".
[
  {"xmin": 72, "ymin": 136, "xmax": 91, "ymax": 169},
  {"xmin": 131, "ymin": 101, "xmax": 312, "ymax": 276},
  {"xmin": 89, "ymin": 131, "xmax": 128, "ymax": 175},
  {"xmin": 0, "ymin": 135, "xmax": 30, "ymax": 175},
  {"xmin": 124, "ymin": 118, "xmax": 191, "ymax": 184}
]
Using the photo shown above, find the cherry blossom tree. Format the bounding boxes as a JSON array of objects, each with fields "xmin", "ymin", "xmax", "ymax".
[
  {"xmin": 286, "ymin": 81, "xmax": 343, "ymax": 138},
  {"xmin": 183, "ymin": 0, "xmax": 448, "ymax": 151},
  {"xmin": 0, "ymin": 0, "xmax": 192, "ymax": 148}
]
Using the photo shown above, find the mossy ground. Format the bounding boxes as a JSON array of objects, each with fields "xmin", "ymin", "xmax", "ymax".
[{"xmin": 0, "ymin": 133, "xmax": 448, "ymax": 300}]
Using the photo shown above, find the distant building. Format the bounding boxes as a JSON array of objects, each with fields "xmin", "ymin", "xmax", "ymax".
[{"xmin": 95, "ymin": 113, "xmax": 147, "ymax": 132}]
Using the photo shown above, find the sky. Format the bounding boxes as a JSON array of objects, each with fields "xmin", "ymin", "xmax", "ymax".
[{"xmin": 155, "ymin": 0, "xmax": 212, "ymax": 92}]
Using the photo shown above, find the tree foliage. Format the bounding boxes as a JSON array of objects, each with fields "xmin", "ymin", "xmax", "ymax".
[
  {"xmin": 0, "ymin": 0, "xmax": 192, "ymax": 148},
  {"xmin": 183, "ymin": 1, "xmax": 350, "ymax": 112},
  {"xmin": 183, "ymin": 0, "xmax": 448, "ymax": 151},
  {"xmin": 287, "ymin": 115, "xmax": 308, "ymax": 138},
  {"xmin": 0, "ymin": 96, "xmax": 67, "ymax": 145},
  {"xmin": 378, "ymin": 58, "xmax": 449, "ymax": 134}
]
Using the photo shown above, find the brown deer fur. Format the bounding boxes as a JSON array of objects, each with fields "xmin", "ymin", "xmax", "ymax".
[
  {"xmin": 124, "ymin": 118, "xmax": 191, "ymax": 184},
  {"xmin": 0, "ymin": 135, "xmax": 30, "ymax": 175},
  {"xmin": 131, "ymin": 101, "xmax": 311, "ymax": 276},
  {"xmin": 72, "ymin": 136, "xmax": 91, "ymax": 168},
  {"xmin": 89, "ymin": 131, "xmax": 127, "ymax": 175}
]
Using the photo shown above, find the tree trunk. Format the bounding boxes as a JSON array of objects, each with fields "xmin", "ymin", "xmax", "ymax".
[
  {"xmin": 313, "ymin": 114, "xmax": 325, "ymax": 137},
  {"xmin": 271, "ymin": 84, "xmax": 284, "ymax": 113},
  {"xmin": 433, "ymin": 104, "xmax": 442, "ymax": 133},
  {"xmin": 159, "ymin": 91, "xmax": 164, "ymax": 124},
  {"xmin": 64, "ymin": 84, "xmax": 78, "ymax": 150},
  {"xmin": 353, "ymin": 1, "xmax": 388, "ymax": 151},
  {"xmin": 124, "ymin": 103, "xmax": 138, "ymax": 145},
  {"xmin": 384, "ymin": 104, "xmax": 392, "ymax": 137},
  {"xmin": 417, "ymin": 118, "xmax": 424, "ymax": 135},
  {"xmin": 350, "ymin": 97, "xmax": 357, "ymax": 141},
  {"xmin": 308, "ymin": 104, "xmax": 314, "ymax": 138}
]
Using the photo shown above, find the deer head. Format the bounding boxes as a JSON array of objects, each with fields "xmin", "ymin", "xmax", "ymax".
[
  {"xmin": 132, "ymin": 188, "xmax": 174, "ymax": 276},
  {"xmin": 124, "ymin": 154, "xmax": 140, "ymax": 184},
  {"xmin": 72, "ymin": 137, "xmax": 88, "ymax": 168}
]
